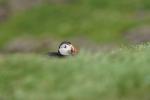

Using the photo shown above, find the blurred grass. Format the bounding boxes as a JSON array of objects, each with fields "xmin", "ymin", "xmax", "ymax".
[
  {"xmin": 0, "ymin": 1, "xmax": 150, "ymax": 99},
  {"xmin": 0, "ymin": 0, "xmax": 150, "ymax": 46},
  {"xmin": 0, "ymin": 0, "xmax": 7, "ymax": 5},
  {"xmin": 0, "ymin": 44, "xmax": 150, "ymax": 100}
]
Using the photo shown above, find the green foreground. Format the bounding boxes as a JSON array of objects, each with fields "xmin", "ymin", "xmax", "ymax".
[{"xmin": 0, "ymin": 44, "xmax": 150, "ymax": 100}]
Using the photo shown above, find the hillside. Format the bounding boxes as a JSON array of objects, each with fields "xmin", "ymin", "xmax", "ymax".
[
  {"xmin": 0, "ymin": 44, "xmax": 150, "ymax": 100},
  {"xmin": 0, "ymin": 0, "xmax": 150, "ymax": 47}
]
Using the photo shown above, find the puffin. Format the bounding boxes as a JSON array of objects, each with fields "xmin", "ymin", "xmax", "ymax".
[{"xmin": 48, "ymin": 41, "xmax": 78, "ymax": 57}]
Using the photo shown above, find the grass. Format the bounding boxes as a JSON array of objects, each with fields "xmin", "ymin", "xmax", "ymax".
[
  {"xmin": 0, "ymin": 0, "xmax": 150, "ymax": 46},
  {"xmin": 0, "ymin": 0, "xmax": 150, "ymax": 99},
  {"xmin": 0, "ymin": 0, "xmax": 7, "ymax": 5},
  {"xmin": 0, "ymin": 44, "xmax": 150, "ymax": 100}
]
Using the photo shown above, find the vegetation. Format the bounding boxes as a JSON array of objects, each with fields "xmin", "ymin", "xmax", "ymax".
[
  {"xmin": 0, "ymin": 0, "xmax": 150, "ymax": 46},
  {"xmin": 0, "ymin": 0, "xmax": 150, "ymax": 99},
  {"xmin": 0, "ymin": 0, "xmax": 7, "ymax": 5},
  {"xmin": 0, "ymin": 44, "xmax": 150, "ymax": 100}
]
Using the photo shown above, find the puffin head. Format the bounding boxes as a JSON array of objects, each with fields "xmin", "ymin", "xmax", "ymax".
[{"xmin": 58, "ymin": 41, "xmax": 78, "ymax": 56}]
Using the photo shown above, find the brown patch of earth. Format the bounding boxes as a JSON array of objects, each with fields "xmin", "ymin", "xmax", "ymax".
[
  {"xmin": 124, "ymin": 25, "xmax": 150, "ymax": 44},
  {"xmin": 3, "ymin": 36, "xmax": 54, "ymax": 53},
  {"xmin": 70, "ymin": 37, "xmax": 118, "ymax": 52},
  {"xmin": 2, "ymin": 36, "xmax": 118, "ymax": 53}
]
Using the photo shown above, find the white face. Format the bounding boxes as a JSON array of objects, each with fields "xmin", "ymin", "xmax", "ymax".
[{"xmin": 59, "ymin": 44, "xmax": 72, "ymax": 56}]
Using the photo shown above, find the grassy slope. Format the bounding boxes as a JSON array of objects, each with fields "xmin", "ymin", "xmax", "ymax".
[
  {"xmin": 0, "ymin": 44, "xmax": 150, "ymax": 100},
  {"xmin": 0, "ymin": 0, "xmax": 150, "ymax": 46}
]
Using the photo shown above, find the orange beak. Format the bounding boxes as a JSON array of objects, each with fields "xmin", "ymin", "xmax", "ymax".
[{"xmin": 71, "ymin": 44, "xmax": 78, "ymax": 55}]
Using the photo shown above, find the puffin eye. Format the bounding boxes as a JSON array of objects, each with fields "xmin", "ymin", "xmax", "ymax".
[{"xmin": 64, "ymin": 45, "xmax": 67, "ymax": 48}]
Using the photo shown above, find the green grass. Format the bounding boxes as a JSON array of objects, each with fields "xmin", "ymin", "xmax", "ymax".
[
  {"xmin": 0, "ymin": 44, "xmax": 150, "ymax": 100},
  {"xmin": 0, "ymin": 0, "xmax": 150, "ymax": 46},
  {"xmin": 0, "ymin": 0, "xmax": 7, "ymax": 5}
]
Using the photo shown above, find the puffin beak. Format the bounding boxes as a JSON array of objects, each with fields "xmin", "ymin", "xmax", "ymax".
[{"xmin": 70, "ymin": 44, "xmax": 78, "ymax": 55}]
